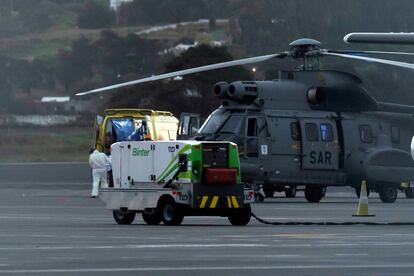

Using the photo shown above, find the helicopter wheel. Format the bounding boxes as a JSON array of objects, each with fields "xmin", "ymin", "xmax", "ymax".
[
  {"xmin": 304, "ymin": 185, "xmax": 324, "ymax": 203},
  {"xmin": 379, "ymin": 185, "xmax": 398, "ymax": 203}
]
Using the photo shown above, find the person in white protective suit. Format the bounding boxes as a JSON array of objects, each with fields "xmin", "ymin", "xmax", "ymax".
[{"xmin": 89, "ymin": 148, "xmax": 111, "ymax": 198}]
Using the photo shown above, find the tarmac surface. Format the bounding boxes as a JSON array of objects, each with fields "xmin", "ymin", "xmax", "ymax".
[{"xmin": 1, "ymin": 162, "xmax": 414, "ymax": 275}]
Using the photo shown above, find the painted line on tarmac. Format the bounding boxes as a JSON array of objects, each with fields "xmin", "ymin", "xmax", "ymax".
[
  {"xmin": 0, "ymin": 216, "xmax": 105, "ymax": 221},
  {"xmin": 0, "ymin": 244, "xmax": 267, "ymax": 251},
  {"xmin": 0, "ymin": 206, "xmax": 101, "ymax": 209},
  {"xmin": 1, "ymin": 241, "xmax": 414, "ymax": 251},
  {"xmin": 1, "ymin": 264, "xmax": 414, "ymax": 273},
  {"xmin": 0, "ymin": 162, "xmax": 88, "ymax": 166}
]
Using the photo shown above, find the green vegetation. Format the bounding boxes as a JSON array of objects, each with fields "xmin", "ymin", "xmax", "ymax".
[{"xmin": 0, "ymin": 127, "xmax": 92, "ymax": 162}]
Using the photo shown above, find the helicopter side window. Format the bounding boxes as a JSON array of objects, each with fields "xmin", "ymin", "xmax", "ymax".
[
  {"xmin": 247, "ymin": 117, "xmax": 269, "ymax": 137},
  {"xmin": 305, "ymin": 123, "xmax": 319, "ymax": 142},
  {"xmin": 391, "ymin": 126, "xmax": 400, "ymax": 144},
  {"xmin": 247, "ymin": 118, "xmax": 257, "ymax": 136},
  {"xmin": 320, "ymin": 123, "xmax": 333, "ymax": 142},
  {"xmin": 257, "ymin": 117, "xmax": 269, "ymax": 137},
  {"xmin": 290, "ymin": 122, "xmax": 301, "ymax": 141},
  {"xmin": 359, "ymin": 125, "xmax": 373, "ymax": 143}
]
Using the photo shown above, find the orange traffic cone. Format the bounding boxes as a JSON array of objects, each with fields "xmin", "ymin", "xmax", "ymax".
[{"xmin": 353, "ymin": 180, "xmax": 375, "ymax": 217}]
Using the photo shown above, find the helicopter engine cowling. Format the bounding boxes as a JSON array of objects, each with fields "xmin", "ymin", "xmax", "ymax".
[
  {"xmin": 227, "ymin": 81, "xmax": 258, "ymax": 102},
  {"xmin": 213, "ymin": 81, "xmax": 230, "ymax": 99}
]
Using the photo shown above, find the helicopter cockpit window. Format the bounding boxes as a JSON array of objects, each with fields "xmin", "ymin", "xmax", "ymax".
[
  {"xmin": 305, "ymin": 123, "xmax": 319, "ymax": 142},
  {"xmin": 359, "ymin": 125, "xmax": 373, "ymax": 143},
  {"xmin": 198, "ymin": 111, "xmax": 229, "ymax": 134},
  {"xmin": 320, "ymin": 123, "xmax": 333, "ymax": 142},
  {"xmin": 220, "ymin": 116, "xmax": 244, "ymax": 134}
]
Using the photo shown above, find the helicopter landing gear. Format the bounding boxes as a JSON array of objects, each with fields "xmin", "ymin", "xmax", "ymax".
[
  {"xmin": 255, "ymin": 192, "xmax": 265, "ymax": 203},
  {"xmin": 304, "ymin": 185, "xmax": 325, "ymax": 203},
  {"xmin": 405, "ymin": 187, "xmax": 414, "ymax": 198},
  {"xmin": 378, "ymin": 185, "xmax": 398, "ymax": 203},
  {"xmin": 263, "ymin": 189, "xmax": 274, "ymax": 198},
  {"xmin": 285, "ymin": 185, "xmax": 297, "ymax": 198}
]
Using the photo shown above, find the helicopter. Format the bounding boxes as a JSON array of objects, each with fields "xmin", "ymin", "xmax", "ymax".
[{"xmin": 77, "ymin": 33, "xmax": 414, "ymax": 204}]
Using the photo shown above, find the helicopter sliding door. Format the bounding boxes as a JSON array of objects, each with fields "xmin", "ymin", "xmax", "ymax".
[{"xmin": 299, "ymin": 119, "xmax": 339, "ymax": 170}]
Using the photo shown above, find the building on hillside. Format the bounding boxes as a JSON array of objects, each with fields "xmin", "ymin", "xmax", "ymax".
[
  {"xmin": 37, "ymin": 96, "xmax": 96, "ymax": 114},
  {"xmin": 110, "ymin": 0, "xmax": 133, "ymax": 10}
]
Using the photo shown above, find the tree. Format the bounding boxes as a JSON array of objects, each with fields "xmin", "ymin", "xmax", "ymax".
[
  {"xmin": 107, "ymin": 45, "xmax": 253, "ymax": 116},
  {"xmin": 77, "ymin": 1, "xmax": 115, "ymax": 29}
]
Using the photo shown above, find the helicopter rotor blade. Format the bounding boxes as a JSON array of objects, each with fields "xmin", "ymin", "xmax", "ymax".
[
  {"xmin": 344, "ymin": 32, "xmax": 414, "ymax": 45},
  {"xmin": 75, "ymin": 52, "xmax": 287, "ymax": 96},
  {"xmin": 322, "ymin": 51, "xmax": 414, "ymax": 70},
  {"xmin": 329, "ymin": 50, "xmax": 414, "ymax": 57}
]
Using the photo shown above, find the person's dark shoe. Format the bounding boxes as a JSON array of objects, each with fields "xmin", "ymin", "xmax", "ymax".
[{"xmin": 90, "ymin": 196, "xmax": 97, "ymax": 198}]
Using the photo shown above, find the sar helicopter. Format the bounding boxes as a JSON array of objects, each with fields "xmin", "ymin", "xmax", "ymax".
[{"xmin": 77, "ymin": 33, "xmax": 414, "ymax": 203}]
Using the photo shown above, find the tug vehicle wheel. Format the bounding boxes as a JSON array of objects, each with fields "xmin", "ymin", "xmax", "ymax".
[
  {"xmin": 112, "ymin": 210, "xmax": 136, "ymax": 225},
  {"xmin": 228, "ymin": 204, "xmax": 251, "ymax": 226},
  {"xmin": 142, "ymin": 212, "xmax": 162, "ymax": 225},
  {"xmin": 285, "ymin": 186, "xmax": 297, "ymax": 198},
  {"xmin": 379, "ymin": 185, "xmax": 398, "ymax": 203},
  {"xmin": 405, "ymin": 187, "xmax": 414, "ymax": 198},
  {"xmin": 304, "ymin": 186, "xmax": 324, "ymax": 203},
  {"xmin": 158, "ymin": 198, "xmax": 184, "ymax": 226}
]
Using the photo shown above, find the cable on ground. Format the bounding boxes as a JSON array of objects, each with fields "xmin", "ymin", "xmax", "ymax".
[{"xmin": 251, "ymin": 212, "xmax": 414, "ymax": 226}]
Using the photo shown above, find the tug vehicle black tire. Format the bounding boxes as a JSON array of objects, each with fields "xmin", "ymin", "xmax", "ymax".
[
  {"xmin": 113, "ymin": 210, "xmax": 136, "ymax": 225},
  {"xmin": 285, "ymin": 186, "xmax": 297, "ymax": 198},
  {"xmin": 304, "ymin": 186, "xmax": 324, "ymax": 203},
  {"xmin": 228, "ymin": 204, "xmax": 251, "ymax": 226},
  {"xmin": 379, "ymin": 185, "xmax": 398, "ymax": 203},
  {"xmin": 405, "ymin": 187, "xmax": 414, "ymax": 198},
  {"xmin": 159, "ymin": 198, "xmax": 184, "ymax": 226},
  {"xmin": 264, "ymin": 189, "xmax": 274, "ymax": 198},
  {"xmin": 142, "ymin": 212, "xmax": 162, "ymax": 225}
]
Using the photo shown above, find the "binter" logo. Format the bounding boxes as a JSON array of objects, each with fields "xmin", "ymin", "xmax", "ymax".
[{"xmin": 132, "ymin": 148, "xmax": 150, "ymax": 157}]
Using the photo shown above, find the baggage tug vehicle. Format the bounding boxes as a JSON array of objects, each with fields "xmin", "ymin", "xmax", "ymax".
[{"xmin": 100, "ymin": 140, "xmax": 254, "ymax": 225}]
